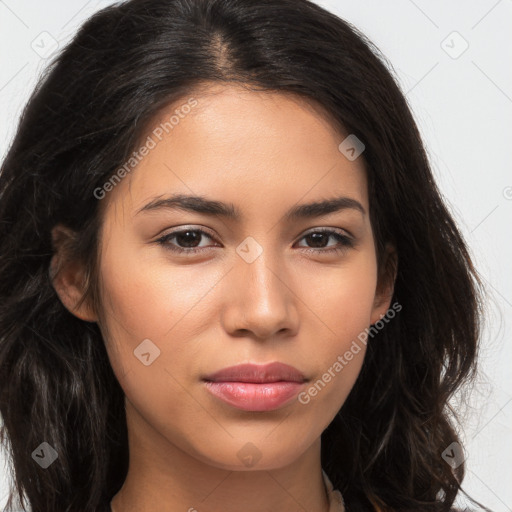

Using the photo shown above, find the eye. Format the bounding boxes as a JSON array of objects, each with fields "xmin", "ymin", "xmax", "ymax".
[
  {"xmin": 295, "ymin": 228, "xmax": 354, "ymax": 255},
  {"xmin": 155, "ymin": 227, "xmax": 355, "ymax": 256},
  {"xmin": 156, "ymin": 228, "xmax": 218, "ymax": 254}
]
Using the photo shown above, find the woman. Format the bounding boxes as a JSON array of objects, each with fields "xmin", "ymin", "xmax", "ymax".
[{"xmin": 0, "ymin": 0, "xmax": 489, "ymax": 510}]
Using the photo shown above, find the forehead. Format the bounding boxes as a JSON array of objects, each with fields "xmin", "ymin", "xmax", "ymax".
[{"xmin": 104, "ymin": 84, "xmax": 369, "ymax": 218}]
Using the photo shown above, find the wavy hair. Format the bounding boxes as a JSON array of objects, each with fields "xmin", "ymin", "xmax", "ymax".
[{"xmin": 0, "ymin": 0, "xmax": 488, "ymax": 510}]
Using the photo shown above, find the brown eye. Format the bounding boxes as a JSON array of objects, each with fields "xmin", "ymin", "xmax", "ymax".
[
  {"xmin": 156, "ymin": 228, "xmax": 218, "ymax": 254},
  {"xmin": 295, "ymin": 229, "xmax": 354, "ymax": 254}
]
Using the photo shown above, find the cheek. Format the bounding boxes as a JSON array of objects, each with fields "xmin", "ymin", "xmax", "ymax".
[
  {"xmin": 296, "ymin": 249, "xmax": 377, "ymax": 406},
  {"xmin": 98, "ymin": 225, "xmax": 200, "ymax": 338},
  {"xmin": 304, "ymin": 245, "xmax": 378, "ymax": 343},
  {"xmin": 97, "ymin": 237, "xmax": 225, "ymax": 384}
]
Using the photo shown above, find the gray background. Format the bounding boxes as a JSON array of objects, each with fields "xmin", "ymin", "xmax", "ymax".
[{"xmin": 0, "ymin": 0, "xmax": 511, "ymax": 510}]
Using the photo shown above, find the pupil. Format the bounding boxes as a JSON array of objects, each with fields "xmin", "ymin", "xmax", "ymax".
[
  {"xmin": 177, "ymin": 231, "xmax": 200, "ymax": 247},
  {"xmin": 307, "ymin": 233, "xmax": 327, "ymax": 248}
]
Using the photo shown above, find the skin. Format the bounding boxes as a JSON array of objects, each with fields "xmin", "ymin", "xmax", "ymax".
[{"xmin": 52, "ymin": 83, "xmax": 395, "ymax": 512}]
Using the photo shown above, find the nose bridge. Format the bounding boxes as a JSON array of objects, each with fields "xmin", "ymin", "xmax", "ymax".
[
  {"xmin": 224, "ymin": 235, "xmax": 298, "ymax": 337},
  {"xmin": 243, "ymin": 248, "xmax": 282, "ymax": 303}
]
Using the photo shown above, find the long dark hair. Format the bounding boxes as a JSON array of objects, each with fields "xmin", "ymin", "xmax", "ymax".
[{"xmin": 0, "ymin": 0, "xmax": 488, "ymax": 510}]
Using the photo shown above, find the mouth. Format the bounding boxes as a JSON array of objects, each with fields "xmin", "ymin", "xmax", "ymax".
[
  {"xmin": 203, "ymin": 381, "xmax": 305, "ymax": 411},
  {"xmin": 202, "ymin": 362, "xmax": 307, "ymax": 412},
  {"xmin": 203, "ymin": 361, "xmax": 306, "ymax": 383}
]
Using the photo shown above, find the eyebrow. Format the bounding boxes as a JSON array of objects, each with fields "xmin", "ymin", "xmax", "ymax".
[{"xmin": 136, "ymin": 193, "xmax": 366, "ymax": 220}]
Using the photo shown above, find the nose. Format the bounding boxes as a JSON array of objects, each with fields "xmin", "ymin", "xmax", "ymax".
[{"xmin": 220, "ymin": 247, "xmax": 300, "ymax": 340}]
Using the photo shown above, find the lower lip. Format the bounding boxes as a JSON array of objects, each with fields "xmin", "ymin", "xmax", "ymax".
[{"xmin": 203, "ymin": 381, "xmax": 303, "ymax": 411}]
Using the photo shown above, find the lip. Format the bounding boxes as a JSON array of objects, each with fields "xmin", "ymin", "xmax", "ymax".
[
  {"xmin": 203, "ymin": 362, "xmax": 306, "ymax": 383},
  {"xmin": 202, "ymin": 362, "xmax": 307, "ymax": 412}
]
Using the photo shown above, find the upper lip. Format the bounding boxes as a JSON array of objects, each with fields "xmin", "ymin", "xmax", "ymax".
[{"xmin": 203, "ymin": 362, "xmax": 306, "ymax": 383}]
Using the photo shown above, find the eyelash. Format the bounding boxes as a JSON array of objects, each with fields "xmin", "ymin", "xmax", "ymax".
[{"xmin": 155, "ymin": 227, "xmax": 355, "ymax": 256}]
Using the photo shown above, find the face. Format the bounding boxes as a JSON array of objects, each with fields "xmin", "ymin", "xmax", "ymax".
[{"xmin": 90, "ymin": 84, "xmax": 392, "ymax": 471}]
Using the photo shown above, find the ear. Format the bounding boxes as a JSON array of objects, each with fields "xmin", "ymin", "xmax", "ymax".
[
  {"xmin": 49, "ymin": 224, "xmax": 98, "ymax": 323},
  {"xmin": 370, "ymin": 242, "xmax": 398, "ymax": 325}
]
